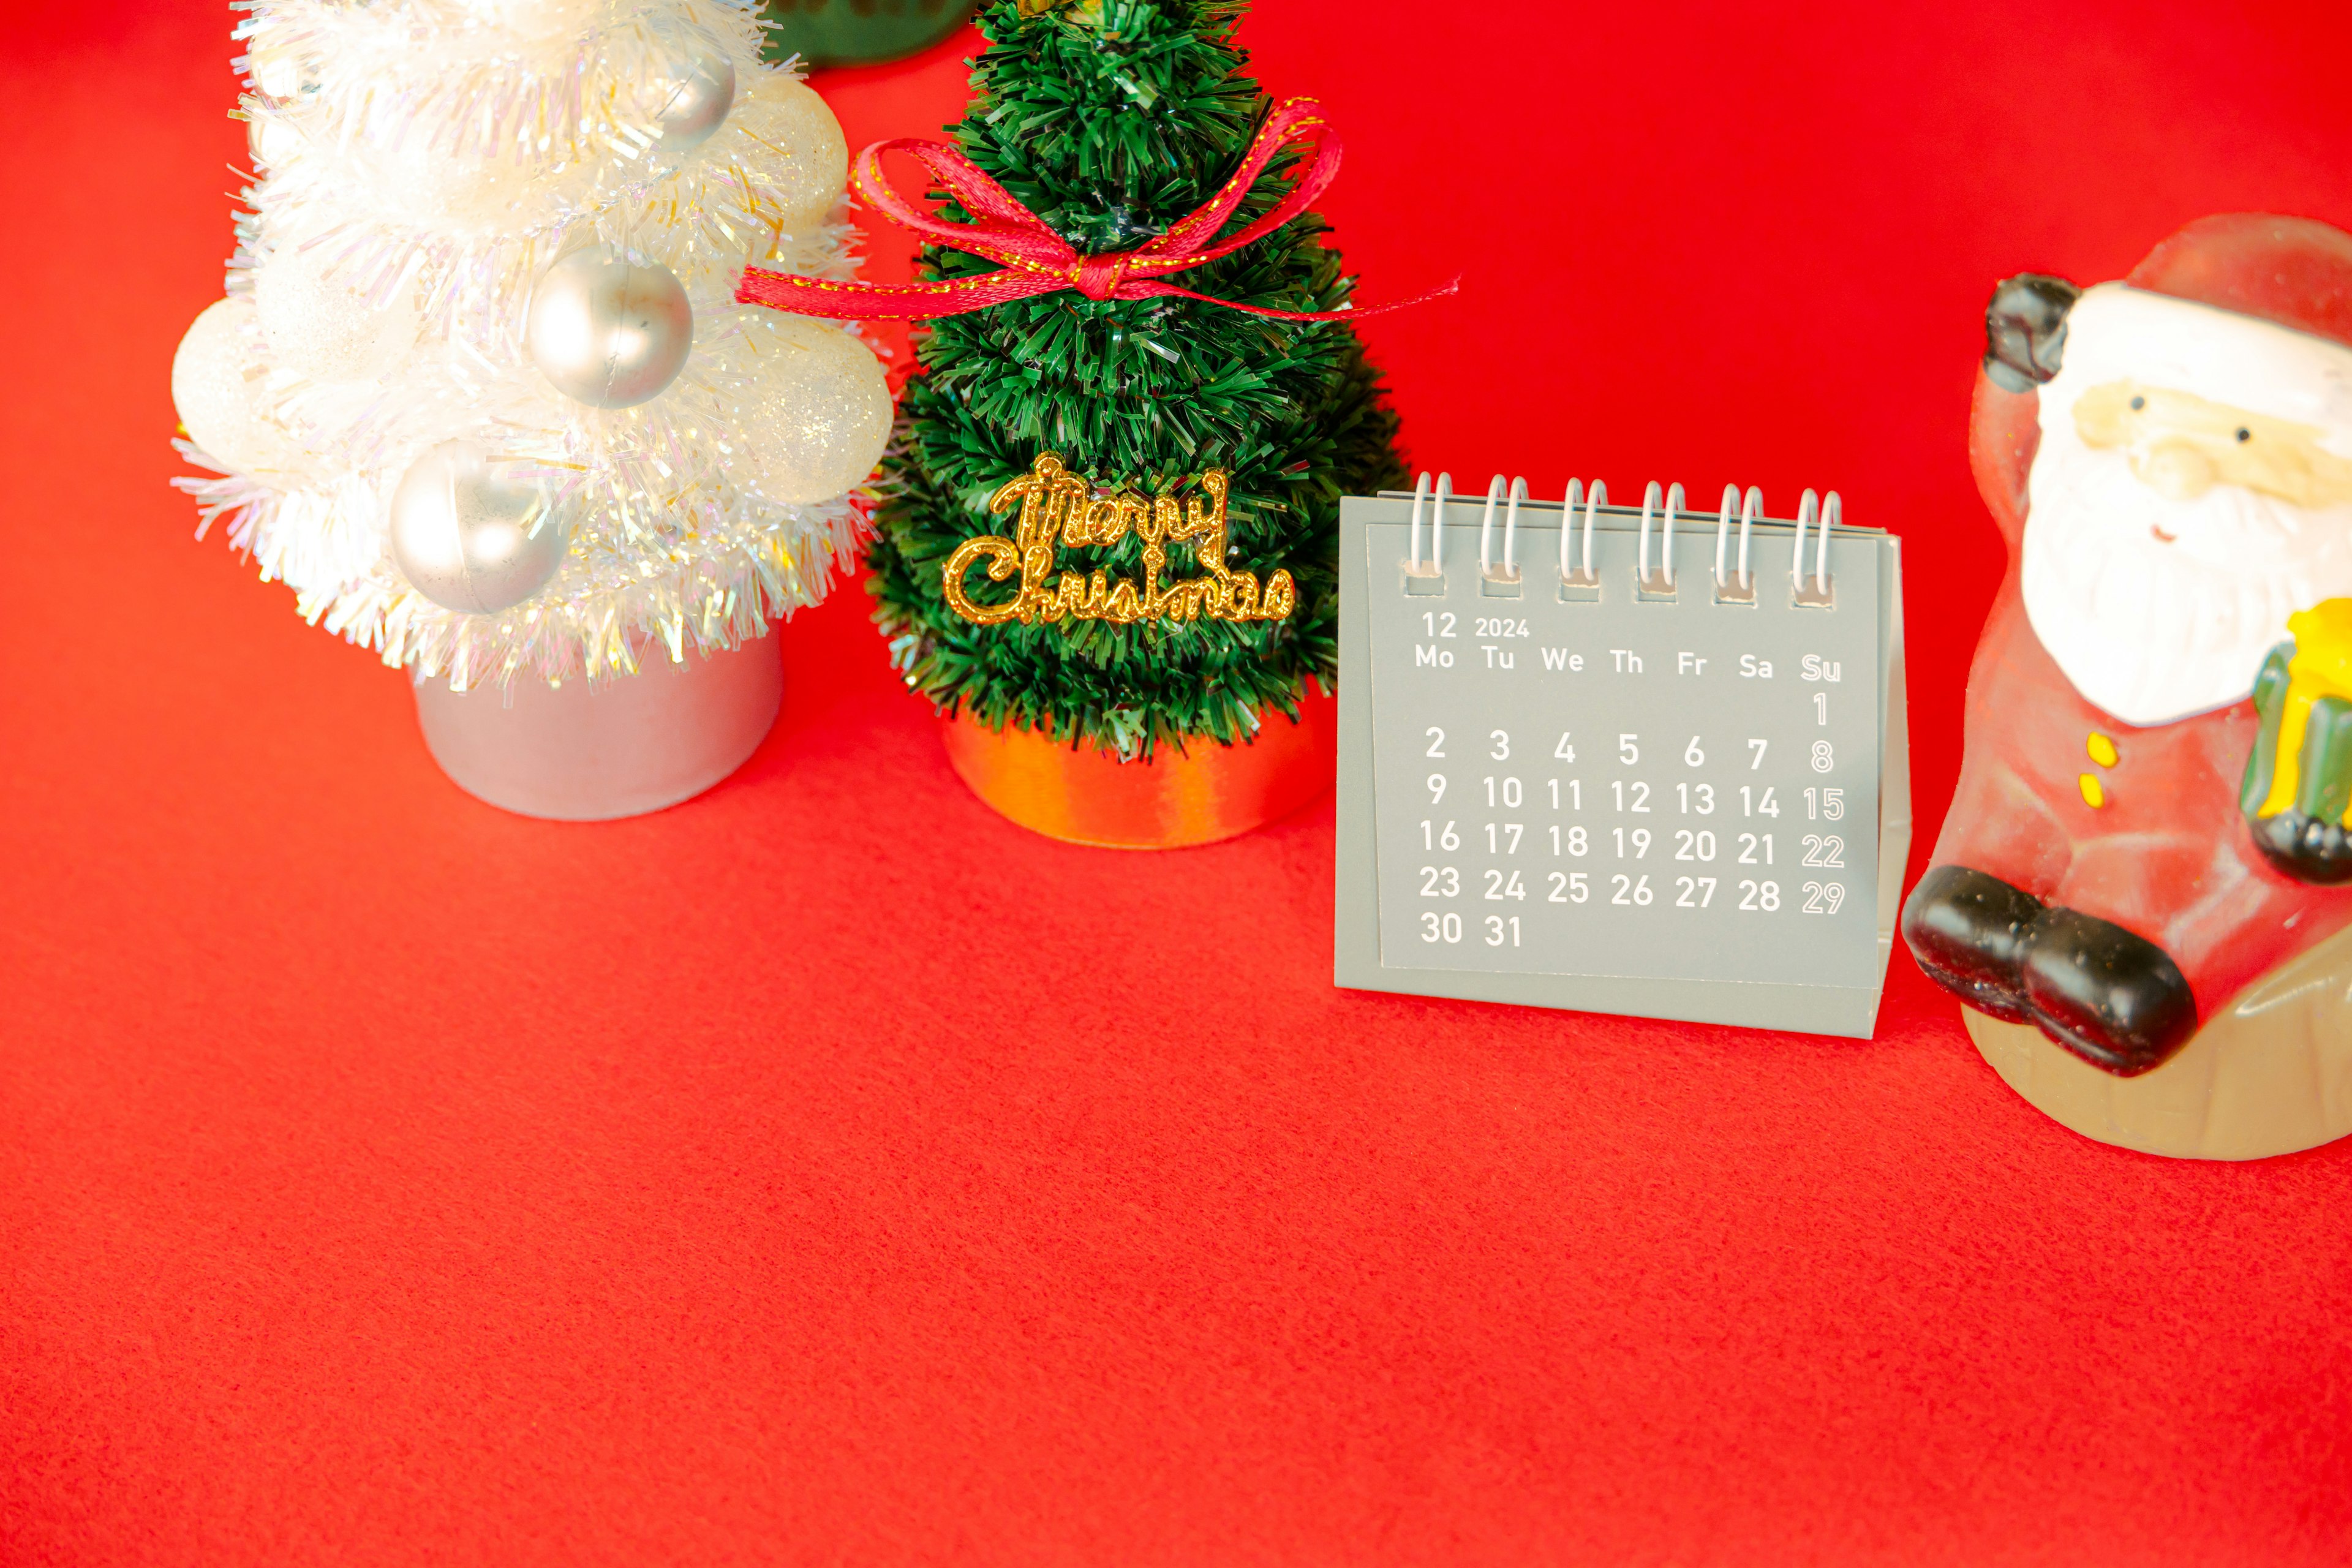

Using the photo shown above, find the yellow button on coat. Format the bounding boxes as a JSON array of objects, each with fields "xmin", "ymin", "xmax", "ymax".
[
  {"xmin": 2087, "ymin": 733, "xmax": 2119, "ymax": 767},
  {"xmin": 2079, "ymin": 772, "xmax": 2106, "ymax": 809}
]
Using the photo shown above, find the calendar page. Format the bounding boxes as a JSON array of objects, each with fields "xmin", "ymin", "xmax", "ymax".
[{"xmin": 1335, "ymin": 490, "xmax": 1909, "ymax": 1038}]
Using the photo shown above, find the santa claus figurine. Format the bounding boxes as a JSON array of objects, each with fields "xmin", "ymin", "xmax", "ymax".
[{"xmin": 1905, "ymin": 213, "xmax": 2352, "ymax": 1159}]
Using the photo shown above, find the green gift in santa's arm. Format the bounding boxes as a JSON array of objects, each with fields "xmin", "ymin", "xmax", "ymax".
[{"xmin": 2245, "ymin": 599, "xmax": 2352, "ymax": 884}]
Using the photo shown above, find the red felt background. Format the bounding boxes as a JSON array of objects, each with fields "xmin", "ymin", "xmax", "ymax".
[{"xmin": 6, "ymin": 2, "xmax": 2352, "ymax": 1562}]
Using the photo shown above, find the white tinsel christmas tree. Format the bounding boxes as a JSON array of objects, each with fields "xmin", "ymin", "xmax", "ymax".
[{"xmin": 172, "ymin": 0, "xmax": 891, "ymax": 690}]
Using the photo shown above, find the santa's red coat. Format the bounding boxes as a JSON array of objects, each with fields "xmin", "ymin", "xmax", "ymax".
[{"xmin": 1931, "ymin": 374, "xmax": 2352, "ymax": 1015}]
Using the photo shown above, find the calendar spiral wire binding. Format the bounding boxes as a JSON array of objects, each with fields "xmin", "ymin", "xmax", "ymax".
[
  {"xmin": 1792, "ymin": 489, "xmax": 1841, "ymax": 607},
  {"xmin": 1406, "ymin": 470, "xmax": 1452, "ymax": 576},
  {"xmin": 1505, "ymin": 477, "xmax": 1530, "ymax": 577},
  {"xmin": 1715, "ymin": 485, "xmax": 1762, "ymax": 603},
  {"xmin": 1565, "ymin": 479, "xmax": 1604, "ymax": 590},
  {"xmin": 1403, "ymin": 471, "xmax": 1842, "ymax": 607},
  {"xmin": 1637, "ymin": 481, "xmax": 1685, "ymax": 597},
  {"xmin": 1479, "ymin": 475, "xmax": 1528, "ymax": 582}
]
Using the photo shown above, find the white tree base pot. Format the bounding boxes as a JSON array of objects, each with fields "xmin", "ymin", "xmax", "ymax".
[{"xmin": 410, "ymin": 635, "xmax": 782, "ymax": 821}]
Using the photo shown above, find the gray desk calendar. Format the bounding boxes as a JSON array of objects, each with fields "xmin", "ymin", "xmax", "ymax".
[{"xmin": 1335, "ymin": 476, "xmax": 1910, "ymax": 1038}]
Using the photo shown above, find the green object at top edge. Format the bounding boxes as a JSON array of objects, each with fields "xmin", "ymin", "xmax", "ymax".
[{"xmin": 758, "ymin": 0, "xmax": 981, "ymax": 69}]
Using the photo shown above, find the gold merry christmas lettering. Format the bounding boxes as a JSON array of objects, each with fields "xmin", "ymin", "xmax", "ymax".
[{"xmin": 941, "ymin": 451, "xmax": 1297, "ymax": 628}]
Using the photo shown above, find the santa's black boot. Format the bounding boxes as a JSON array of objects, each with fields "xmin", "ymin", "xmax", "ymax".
[
  {"xmin": 1901, "ymin": 865, "xmax": 2043, "ymax": 1024},
  {"xmin": 2018, "ymin": 908, "xmax": 2198, "ymax": 1076}
]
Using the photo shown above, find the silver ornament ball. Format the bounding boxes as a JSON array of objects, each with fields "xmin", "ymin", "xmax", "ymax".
[
  {"xmin": 525, "ymin": 246, "xmax": 693, "ymax": 409},
  {"xmin": 647, "ymin": 24, "xmax": 736, "ymax": 151},
  {"xmin": 388, "ymin": 439, "xmax": 570, "ymax": 615}
]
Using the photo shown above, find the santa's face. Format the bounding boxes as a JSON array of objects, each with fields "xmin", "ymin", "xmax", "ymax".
[{"xmin": 2023, "ymin": 306, "xmax": 2352, "ymax": 728}]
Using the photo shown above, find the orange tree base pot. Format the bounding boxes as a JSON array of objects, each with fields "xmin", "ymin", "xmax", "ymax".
[{"xmin": 938, "ymin": 695, "xmax": 1336, "ymax": 850}]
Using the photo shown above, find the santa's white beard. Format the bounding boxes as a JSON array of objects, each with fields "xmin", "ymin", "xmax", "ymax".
[{"xmin": 2021, "ymin": 431, "xmax": 2352, "ymax": 726}]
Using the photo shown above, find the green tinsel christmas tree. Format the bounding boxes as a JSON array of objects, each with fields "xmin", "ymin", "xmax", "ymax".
[{"xmin": 867, "ymin": 0, "xmax": 1408, "ymax": 757}]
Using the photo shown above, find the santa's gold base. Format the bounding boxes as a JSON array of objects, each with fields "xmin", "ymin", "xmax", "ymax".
[
  {"xmin": 1965, "ymin": 924, "xmax": 2352, "ymax": 1158},
  {"xmin": 412, "ymin": 635, "xmax": 781, "ymax": 821}
]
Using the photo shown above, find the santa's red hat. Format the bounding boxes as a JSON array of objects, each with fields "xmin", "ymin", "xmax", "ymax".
[{"xmin": 2130, "ymin": 213, "xmax": 2352, "ymax": 346}]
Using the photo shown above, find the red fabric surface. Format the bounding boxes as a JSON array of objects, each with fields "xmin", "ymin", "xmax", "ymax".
[{"xmin": 6, "ymin": 3, "xmax": 2352, "ymax": 1562}]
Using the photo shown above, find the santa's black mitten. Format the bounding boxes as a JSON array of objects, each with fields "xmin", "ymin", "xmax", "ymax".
[{"xmin": 1983, "ymin": 273, "xmax": 2081, "ymax": 392}]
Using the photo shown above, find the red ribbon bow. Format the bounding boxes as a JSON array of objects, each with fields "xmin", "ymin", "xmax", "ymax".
[{"xmin": 735, "ymin": 97, "xmax": 1454, "ymax": 323}]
